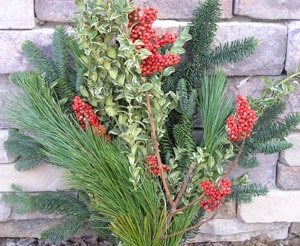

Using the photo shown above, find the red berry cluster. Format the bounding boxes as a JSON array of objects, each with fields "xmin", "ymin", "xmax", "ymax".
[
  {"xmin": 200, "ymin": 179, "xmax": 232, "ymax": 212},
  {"xmin": 226, "ymin": 95, "xmax": 257, "ymax": 142},
  {"xmin": 147, "ymin": 155, "xmax": 169, "ymax": 176},
  {"xmin": 72, "ymin": 96, "xmax": 110, "ymax": 140},
  {"xmin": 128, "ymin": 7, "xmax": 181, "ymax": 76}
]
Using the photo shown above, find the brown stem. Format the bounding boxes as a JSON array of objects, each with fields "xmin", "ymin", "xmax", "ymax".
[
  {"xmin": 167, "ymin": 162, "xmax": 196, "ymax": 225},
  {"xmin": 221, "ymin": 140, "xmax": 245, "ymax": 181},
  {"xmin": 164, "ymin": 211, "xmax": 217, "ymax": 239},
  {"xmin": 145, "ymin": 90, "xmax": 174, "ymax": 206}
]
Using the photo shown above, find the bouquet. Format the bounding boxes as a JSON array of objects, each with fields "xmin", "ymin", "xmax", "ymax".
[{"xmin": 2, "ymin": 0, "xmax": 300, "ymax": 245}]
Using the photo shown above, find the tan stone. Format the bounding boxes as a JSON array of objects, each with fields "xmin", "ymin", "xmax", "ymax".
[
  {"xmin": 238, "ymin": 189, "xmax": 300, "ymax": 223},
  {"xmin": 0, "ymin": 162, "xmax": 65, "ymax": 192}
]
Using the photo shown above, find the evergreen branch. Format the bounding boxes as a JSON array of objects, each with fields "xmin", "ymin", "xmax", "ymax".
[
  {"xmin": 191, "ymin": 0, "xmax": 221, "ymax": 60},
  {"xmin": 40, "ymin": 219, "xmax": 87, "ymax": 243},
  {"xmin": 198, "ymin": 71, "xmax": 233, "ymax": 152},
  {"xmin": 202, "ymin": 37, "xmax": 258, "ymax": 66},
  {"xmin": 227, "ymin": 183, "xmax": 268, "ymax": 203},
  {"xmin": 21, "ymin": 40, "xmax": 57, "ymax": 83},
  {"xmin": 254, "ymin": 140, "xmax": 292, "ymax": 154},
  {"xmin": 52, "ymin": 25, "xmax": 71, "ymax": 80}
]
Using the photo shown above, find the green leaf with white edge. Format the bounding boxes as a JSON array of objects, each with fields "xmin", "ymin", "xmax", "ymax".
[
  {"xmin": 138, "ymin": 48, "xmax": 152, "ymax": 60},
  {"xmin": 109, "ymin": 66, "xmax": 119, "ymax": 80},
  {"xmin": 80, "ymin": 85, "xmax": 89, "ymax": 98},
  {"xmin": 110, "ymin": 12, "xmax": 121, "ymax": 21},
  {"xmin": 141, "ymin": 83, "xmax": 153, "ymax": 92},
  {"xmin": 107, "ymin": 47, "xmax": 117, "ymax": 59},
  {"xmin": 170, "ymin": 25, "xmax": 192, "ymax": 55},
  {"xmin": 162, "ymin": 66, "xmax": 175, "ymax": 77},
  {"xmin": 207, "ymin": 155, "xmax": 215, "ymax": 168}
]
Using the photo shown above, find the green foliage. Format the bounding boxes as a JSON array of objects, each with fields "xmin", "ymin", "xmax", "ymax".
[
  {"xmin": 198, "ymin": 71, "xmax": 233, "ymax": 153},
  {"xmin": 18, "ymin": 25, "xmax": 78, "ymax": 112},
  {"xmin": 228, "ymin": 183, "xmax": 268, "ymax": 203},
  {"xmin": 3, "ymin": 129, "xmax": 45, "ymax": 171},
  {"xmin": 239, "ymin": 101, "xmax": 300, "ymax": 168},
  {"xmin": 2, "ymin": 72, "xmax": 168, "ymax": 245},
  {"xmin": 203, "ymin": 38, "xmax": 258, "ymax": 67}
]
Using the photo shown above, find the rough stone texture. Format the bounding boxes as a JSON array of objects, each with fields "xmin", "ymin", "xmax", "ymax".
[
  {"xmin": 35, "ymin": 0, "xmax": 232, "ymax": 22},
  {"xmin": 0, "ymin": 129, "xmax": 16, "ymax": 164},
  {"xmin": 214, "ymin": 22, "xmax": 287, "ymax": 76},
  {"xmin": 0, "ymin": 194, "xmax": 12, "ymax": 222},
  {"xmin": 190, "ymin": 219, "xmax": 289, "ymax": 242},
  {"xmin": 286, "ymin": 22, "xmax": 300, "ymax": 74},
  {"xmin": 279, "ymin": 132, "xmax": 300, "ymax": 166},
  {"xmin": 0, "ymin": 0, "xmax": 35, "ymax": 29},
  {"xmin": 0, "ymin": 162, "xmax": 65, "ymax": 192},
  {"xmin": 153, "ymin": 20, "xmax": 188, "ymax": 34},
  {"xmin": 0, "ymin": 75, "xmax": 19, "ymax": 128},
  {"xmin": 291, "ymin": 222, "xmax": 300, "ymax": 234},
  {"xmin": 204, "ymin": 202, "xmax": 236, "ymax": 220},
  {"xmin": 35, "ymin": 0, "xmax": 79, "ymax": 23},
  {"xmin": 0, "ymin": 29, "xmax": 55, "ymax": 74},
  {"xmin": 229, "ymin": 153, "xmax": 279, "ymax": 189},
  {"xmin": 277, "ymin": 162, "xmax": 300, "ymax": 190},
  {"xmin": 238, "ymin": 189, "xmax": 300, "ymax": 223},
  {"xmin": 0, "ymin": 218, "xmax": 63, "ymax": 237},
  {"xmin": 234, "ymin": 0, "xmax": 300, "ymax": 20},
  {"xmin": 135, "ymin": 0, "xmax": 232, "ymax": 20}
]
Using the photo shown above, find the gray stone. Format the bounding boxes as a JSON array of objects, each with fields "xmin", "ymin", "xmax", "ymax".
[
  {"xmin": 214, "ymin": 22, "xmax": 287, "ymax": 76},
  {"xmin": 279, "ymin": 132, "xmax": 300, "ymax": 166},
  {"xmin": 277, "ymin": 162, "xmax": 300, "ymax": 190},
  {"xmin": 0, "ymin": 194, "xmax": 12, "ymax": 222},
  {"xmin": 35, "ymin": 0, "xmax": 79, "ymax": 22},
  {"xmin": 134, "ymin": 0, "xmax": 232, "ymax": 20},
  {"xmin": 238, "ymin": 189, "xmax": 300, "ymax": 223},
  {"xmin": 190, "ymin": 219, "xmax": 289, "ymax": 242},
  {"xmin": 0, "ymin": 29, "xmax": 55, "ymax": 74},
  {"xmin": 286, "ymin": 22, "xmax": 300, "ymax": 74},
  {"xmin": 234, "ymin": 0, "xmax": 300, "ymax": 20},
  {"xmin": 0, "ymin": 0, "xmax": 35, "ymax": 29},
  {"xmin": 0, "ymin": 75, "xmax": 20, "ymax": 128},
  {"xmin": 0, "ymin": 218, "xmax": 63, "ymax": 237},
  {"xmin": 0, "ymin": 162, "xmax": 65, "ymax": 192},
  {"xmin": 290, "ymin": 222, "xmax": 300, "ymax": 233},
  {"xmin": 229, "ymin": 153, "xmax": 279, "ymax": 189},
  {"xmin": 0, "ymin": 129, "xmax": 17, "ymax": 164},
  {"xmin": 203, "ymin": 202, "xmax": 237, "ymax": 220},
  {"xmin": 227, "ymin": 76, "xmax": 266, "ymax": 98}
]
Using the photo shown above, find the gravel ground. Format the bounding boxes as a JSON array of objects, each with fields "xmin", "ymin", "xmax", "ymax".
[{"xmin": 1, "ymin": 233, "xmax": 300, "ymax": 246}]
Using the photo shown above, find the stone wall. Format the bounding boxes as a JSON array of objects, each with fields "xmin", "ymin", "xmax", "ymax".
[{"xmin": 0, "ymin": 0, "xmax": 300, "ymax": 242}]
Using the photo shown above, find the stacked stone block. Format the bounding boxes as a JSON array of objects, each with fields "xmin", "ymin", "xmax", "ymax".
[{"xmin": 0, "ymin": 0, "xmax": 300, "ymax": 241}]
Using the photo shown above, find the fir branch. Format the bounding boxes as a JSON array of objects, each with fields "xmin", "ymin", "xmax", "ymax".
[
  {"xmin": 202, "ymin": 37, "xmax": 258, "ymax": 66},
  {"xmin": 254, "ymin": 141, "xmax": 292, "ymax": 154},
  {"xmin": 228, "ymin": 183, "xmax": 268, "ymax": 203},
  {"xmin": 21, "ymin": 40, "xmax": 57, "ymax": 84},
  {"xmin": 52, "ymin": 25, "xmax": 71, "ymax": 80},
  {"xmin": 191, "ymin": 0, "xmax": 221, "ymax": 61}
]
